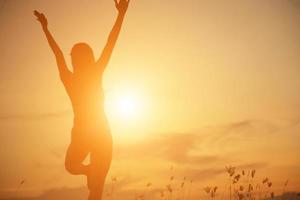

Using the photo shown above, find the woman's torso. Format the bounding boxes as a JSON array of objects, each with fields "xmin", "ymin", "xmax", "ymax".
[{"xmin": 64, "ymin": 71, "xmax": 110, "ymax": 134}]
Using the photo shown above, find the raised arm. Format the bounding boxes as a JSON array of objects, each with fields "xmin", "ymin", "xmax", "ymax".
[
  {"xmin": 34, "ymin": 10, "xmax": 71, "ymax": 82},
  {"xmin": 96, "ymin": 0, "xmax": 130, "ymax": 71}
]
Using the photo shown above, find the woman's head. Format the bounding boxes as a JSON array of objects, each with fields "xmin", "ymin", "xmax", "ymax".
[{"xmin": 71, "ymin": 43, "xmax": 95, "ymax": 73}]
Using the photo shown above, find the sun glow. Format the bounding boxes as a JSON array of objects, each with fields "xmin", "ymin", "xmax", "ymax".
[
  {"xmin": 116, "ymin": 93, "xmax": 140, "ymax": 119},
  {"xmin": 106, "ymin": 89, "xmax": 144, "ymax": 121}
]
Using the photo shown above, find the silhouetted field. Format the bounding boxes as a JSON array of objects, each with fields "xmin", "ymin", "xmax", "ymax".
[{"xmin": 1, "ymin": 166, "xmax": 299, "ymax": 200}]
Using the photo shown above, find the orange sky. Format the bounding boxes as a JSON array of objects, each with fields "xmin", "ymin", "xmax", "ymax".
[{"xmin": 0, "ymin": 0, "xmax": 300, "ymax": 199}]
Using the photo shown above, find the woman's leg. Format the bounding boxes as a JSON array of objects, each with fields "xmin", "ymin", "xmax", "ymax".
[
  {"xmin": 87, "ymin": 134, "xmax": 112, "ymax": 200},
  {"xmin": 65, "ymin": 133, "xmax": 90, "ymax": 175}
]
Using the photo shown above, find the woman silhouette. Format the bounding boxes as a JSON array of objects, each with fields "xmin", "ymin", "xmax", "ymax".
[{"xmin": 34, "ymin": 0, "xmax": 129, "ymax": 199}]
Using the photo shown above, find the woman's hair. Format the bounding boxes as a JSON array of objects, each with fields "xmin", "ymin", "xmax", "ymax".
[{"xmin": 71, "ymin": 43, "xmax": 95, "ymax": 73}]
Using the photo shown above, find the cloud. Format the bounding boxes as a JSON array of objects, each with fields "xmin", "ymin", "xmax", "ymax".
[
  {"xmin": 8, "ymin": 118, "xmax": 274, "ymax": 200},
  {"xmin": 115, "ymin": 119, "xmax": 276, "ymax": 165},
  {"xmin": 221, "ymin": 119, "xmax": 277, "ymax": 135},
  {"xmin": 0, "ymin": 110, "xmax": 71, "ymax": 121},
  {"xmin": 49, "ymin": 147, "xmax": 66, "ymax": 160},
  {"xmin": 289, "ymin": 0, "xmax": 300, "ymax": 8},
  {"xmin": 37, "ymin": 119, "xmax": 273, "ymax": 188},
  {"xmin": 0, "ymin": 119, "xmax": 285, "ymax": 200},
  {"xmin": 236, "ymin": 162, "xmax": 268, "ymax": 170},
  {"xmin": 115, "ymin": 132, "xmax": 221, "ymax": 165},
  {"xmin": 32, "ymin": 161, "xmax": 61, "ymax": 170},
  {"xmin": 286, "ymin": 116, "xmax": 300, "ymax": 127},
  {"xmin": 0, "ymin": 177, "xmax": 144, "ymax": 200},
  {"xmin": 156, "ymin": 161, "xmax": 267, "ymax": 183},
  {"xmin": 1, "ymin": 187, "xmax": 88, "ymax": 200},
  {"xmin": 45, "ymin": 119, "xmax": 272, "ymax": 173}
]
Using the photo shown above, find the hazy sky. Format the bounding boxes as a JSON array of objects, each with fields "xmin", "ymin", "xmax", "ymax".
[{"xmin": 0, "ymin": 0, "xmax": 299, "ymax": 199}]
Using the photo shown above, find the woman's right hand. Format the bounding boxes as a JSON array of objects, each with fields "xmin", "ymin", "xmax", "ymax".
[
  {"xmin": 114, "ymin": 0, "xmax": 130, "ymax": 15},
  {"xmin": 34, "ymin": 10, "xmax": 48, "ymax": 28}
]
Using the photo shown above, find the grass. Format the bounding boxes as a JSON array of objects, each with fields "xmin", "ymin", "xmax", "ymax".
[{"xmin": 104, "ymin": 166, "xmax": 296, "ymax": 200}]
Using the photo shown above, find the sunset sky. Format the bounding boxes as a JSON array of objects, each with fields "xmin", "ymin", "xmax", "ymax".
[{"xmin": 0, "ymin": 0, "xmax": 300, "ymax": 199}]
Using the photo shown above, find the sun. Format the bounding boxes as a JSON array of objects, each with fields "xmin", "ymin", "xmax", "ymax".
[
  {"xmin": 116, "ymin": 93, "xmax": 140, "ymax": 119},
  {"xmin": 106, "ymin": 89, "xmax": 143, "ymax": 121},
  {"xmin": 105, "ymin": 88, "xmax": 150, "ymax": 138}
]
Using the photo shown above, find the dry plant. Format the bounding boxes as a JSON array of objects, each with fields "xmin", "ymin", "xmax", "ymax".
[{"xmin": 103, "ymin": 166, "xmax": 293, "ymax": 200}]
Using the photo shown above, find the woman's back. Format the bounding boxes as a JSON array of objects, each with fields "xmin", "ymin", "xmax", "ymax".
[{"xmin": 64, "ymin": 71, "xmax": 108, "ymax": 131}]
